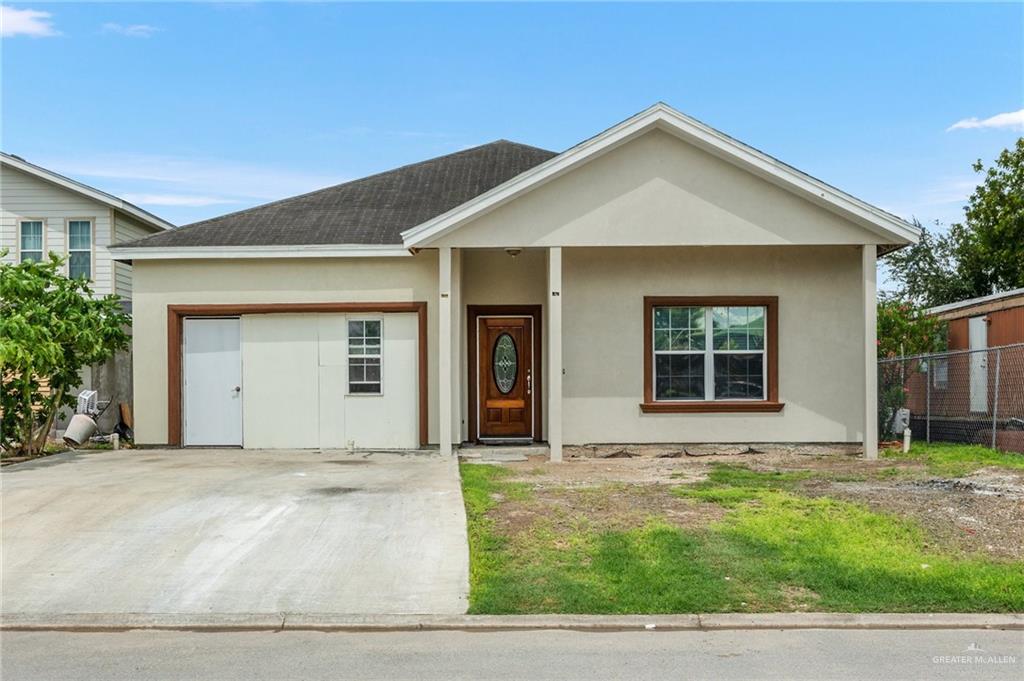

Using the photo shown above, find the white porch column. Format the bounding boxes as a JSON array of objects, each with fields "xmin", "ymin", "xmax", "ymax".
[
  {"xmin": 439, "ymin": 246, "xmax": 453, "ymax": 456},
  {"xmin": 863, "ymin": 245, "xmax": 878, "ymax": 460},
  {"xmin": 547, "ymin": 247, "xmax": 563, "ymax": 462},
  {"xmin": 450, "ymin": 248, "xmax": 462, "ymax": 444}
]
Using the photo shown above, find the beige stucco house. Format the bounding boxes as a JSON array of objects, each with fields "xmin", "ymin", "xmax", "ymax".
[{"xmin": 110, "ymin": 104, "xmax": 919, "ymax": 459}]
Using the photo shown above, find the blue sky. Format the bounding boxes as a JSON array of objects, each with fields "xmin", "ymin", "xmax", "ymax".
[{"xmin": 3, "ymin": 2, "xmax": 1022, "ymax": 236}]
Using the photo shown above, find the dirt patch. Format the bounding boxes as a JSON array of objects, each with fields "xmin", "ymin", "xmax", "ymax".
[
  {"xmin": 497, "ymin": 447, "xmax": 905, "ymax": 488},
  {"xmin": 567, "ymin": 443, "xmax": 864, "ymax": 459},
  {"xmin": 500, "ymin": 455, "xmax": 709, "ymax": 487},
  {"xmin": 487, "ymin": 449, "xmax": 1024, "ymax": 561},
  {"xmin": 781, "ymin": 584, "xmax": 822, "ymax": 611},
  {"xmin": 811, "ymin": 469, "xmax": 1024, "ymax": 561},
  {"xmin": 494, "ymin": 484, "xmax": 725, "ymax": 538}
]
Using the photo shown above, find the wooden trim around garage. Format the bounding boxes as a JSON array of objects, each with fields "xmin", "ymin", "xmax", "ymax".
[
  {"xmin": 641, "ymin": 296, "xmax": 781, "ymax": 414},
  {"xmin": 167, "ymin": 301, "xmax": 429, "ymax": 447},
  {"xmin": 467, "ymin": 305, "xmax": 543, "ymax": 443}
]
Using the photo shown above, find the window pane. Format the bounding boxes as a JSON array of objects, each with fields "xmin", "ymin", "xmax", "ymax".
[
  {"xmin": 20, "ymin": 251, "xmax": 42, "ymax": 263},
  {"xmin": 68, "ymin": 251, "xmax": 91, "ymax": 279},
  {"xmin": 348, "ymin": 352, "xmax": 381, "ymax": 394},
  {"xmin": 365, "ymin": 320, "xmax": 381, "ymax": 338},
  {"xmin": 729, "ymin": 307, "xmax": 749, "ymax": 350},
  {"xmin": 20, "ymin": 222, "xmax": 42, "ymax": 251},
  {"xmin": 714, "ymin": 353, "xmax": 764, "ymax": 399},
  {"xmin": 68, "ymin": 221, "xmax": 91, "ymax": 250},
  {"xmin": 365, "ymin": 361, "xmax": 381, "ymax": 382},
  {"xmin": 748, "ymin": 307, "xmax": 765, "ymax": 350},
  {"xmin": 653, "ymin": 306, "xmax": 704, "ymax": 351},
  {"xmin": 348, "ymin": 320, "xmax": 365, "ymax": 338},
  {"xmin": 712, "ymin": 307, "xmax": 729, "ymax": 349},
  {"xmin": 933, "ymin": 359, "xmax": 949, "ymax": 389},
  {"xmin": 669, "ymin": 307, "xmax": 685, "ymax": 329},
  {"xmin": 655, "ymin": 354, "xmax": 704, "ymax": 400},
  {"xmin": 689, "ymin": 309, "xmax": 705, "ymax": 351},
  {"xmin": 349, "ymin": 363, "xmax": 364, "ymax": 382},
  {"xmin": 713, "ymin": 306, "xmax": 766, "ymax": 351},
  {"xmin": 654, "ymin": 307, "xmax": 670, "ymax": 329}
]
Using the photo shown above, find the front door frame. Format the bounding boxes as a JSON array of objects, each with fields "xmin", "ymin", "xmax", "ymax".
[
  {"xmin": 182, "ymin": 316, "xmax": 242, "ymax": 447},
  {"xmin": 467, "ymin": 305, "xmax": 543, "ymax": 443}
]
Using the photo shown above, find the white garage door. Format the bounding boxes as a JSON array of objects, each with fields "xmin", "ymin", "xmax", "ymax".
[{"xmin": 240, "ymin": 312, "xmax": 419, "ymax": 449}]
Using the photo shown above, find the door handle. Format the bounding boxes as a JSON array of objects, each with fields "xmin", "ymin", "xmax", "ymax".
[
  {"xmin": 233, "ymin": 386, "xmax": 241, "ymax": 394},
  {"xmin": 526, "ymin": 369, "xmax": 532, "ymax": 395}
]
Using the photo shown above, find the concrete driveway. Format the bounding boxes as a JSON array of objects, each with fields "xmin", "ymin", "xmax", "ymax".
[{"xmin": 1, "ymin": 449, "xmax": 468, "ymax": 615}]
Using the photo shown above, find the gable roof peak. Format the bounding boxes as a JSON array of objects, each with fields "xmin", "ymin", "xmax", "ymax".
[
  {"xmin": 402, "ymin": 103, "xmax": 921, "ymax": 248},
  {"xmin": 0, "ymin": 151, "xmax": 175, "ymax": 232}
]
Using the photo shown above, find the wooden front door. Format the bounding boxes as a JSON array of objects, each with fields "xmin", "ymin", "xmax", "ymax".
[{"xmin": 477, "ymin": 316, "xmax": 533, "ymax": 439}]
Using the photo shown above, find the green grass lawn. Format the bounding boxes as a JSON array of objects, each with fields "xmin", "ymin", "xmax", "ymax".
[
  {"xmin": 461, "ymin": 448, "xmax": 1024, "ymax": 614},
  {"xmin": 883, "ymin": 442, "xmax": 1024, "ymax": 477}
]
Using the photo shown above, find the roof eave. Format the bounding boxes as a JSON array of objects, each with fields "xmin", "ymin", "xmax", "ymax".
[
  {"xmin": 926, "ymin": 287, "xmax": 1024, "ymax": 316},
  {"xmin": 108, "ymin": 244, "xmax": 412, "ymax": 262}
]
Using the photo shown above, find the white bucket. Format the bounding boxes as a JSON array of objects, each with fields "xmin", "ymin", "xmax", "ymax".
[{"xmin": 64, "ymin": 414, "xmax": 97, "ymax": 446}]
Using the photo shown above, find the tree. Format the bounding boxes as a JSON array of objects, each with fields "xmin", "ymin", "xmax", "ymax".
[
  {"xmin": 952, "ymin": 137, "xmax": 1024, "ymax": 295},
  {"xmin": 882, "ymin": 220, "xmax": 972, "ymax": 307},
  {"xmin": 876, "ymin": 297, "xmax": 946, "ymax": 441},
  {"xmin": 884, "ymin": 138, "xmax": 1024, "ymax": 307},
  {"xmin": 876, "ymin": 296, "xmax": 946, "ymax": 359},
  {"xmin": 0, "ymin": 253, "xmax": 130, "ymax": 455}
]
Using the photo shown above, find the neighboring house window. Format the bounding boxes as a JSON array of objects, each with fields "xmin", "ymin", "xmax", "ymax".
[
  {"xmin": 642, "ymin": 297, "xmax": 781, "ymax": 413},
  {"xmin": 19, "ymin": 221, "xmax": 43, "ymax": 262},
  {"xmin": 932, "ymin": 358, "xmax": 949, "ymax": 390},
  {"xmin": 67, "ymin": 220, "xmax": 92, "ymax": 279},
  {"xmin": 348, "ymin": 319, "xmax": 382, "ymax": 394}
]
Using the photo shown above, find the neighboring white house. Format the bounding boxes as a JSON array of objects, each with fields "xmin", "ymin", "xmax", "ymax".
[
  {"xmin": 111, "ymin": 103, "xmax": 920, "ymax": 459},
  {"xmin": 1, "ymin": 152, "xmax": 175, "ymax": 431},
  {"xmin": 1, "ymin": 151, "xmax": 174, "ymax": 301}
]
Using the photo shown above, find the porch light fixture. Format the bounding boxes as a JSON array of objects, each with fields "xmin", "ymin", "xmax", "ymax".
[{"xmin": 504, "ymin": 248, "xmax": 522, "ymax": 259}]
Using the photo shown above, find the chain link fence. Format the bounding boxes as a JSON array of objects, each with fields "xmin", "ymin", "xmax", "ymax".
[{"xmin": 878, "ymin": 343, "xmax": 1024, "ymax": 452}]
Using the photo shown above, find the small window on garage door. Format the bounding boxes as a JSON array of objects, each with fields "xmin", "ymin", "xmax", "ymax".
[{"xmin": 348, "ymin": 319, "xmax": 382, "ymax": 394}]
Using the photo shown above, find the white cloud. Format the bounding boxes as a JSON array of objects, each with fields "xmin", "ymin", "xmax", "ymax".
[
  {"xmin": 34, "ymin": 153, "xmax": 346, "ymax": 225},
  {"xmin": 947, "ymin": 109, "xmax": 1024, "ymax": 132},
  {"xmin": 41, "ymin": 153, "xmax": 345, "ymax": 203},
  {"xmin": 121, "ymin": 194, "xmax": 238, "ymax": 207},
  {"xmin": 918, "ymin": 178, "xmax": 977, "ymax": 207},
  {"xmin": 879, "ymin": 176, "xmax": 975, "ymax": 227},
  {"xmin": 101, "ymin": 22, "xmax": 159, "ymax": 38},
  {"xmin": 1, "ymin": 6, "xmax": 59, "ymax": 38}
]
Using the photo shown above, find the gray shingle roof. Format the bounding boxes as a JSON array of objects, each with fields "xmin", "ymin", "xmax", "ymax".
[{"xmin": 118, "ymin": 141, "xmax": 557, "ymax": 248}]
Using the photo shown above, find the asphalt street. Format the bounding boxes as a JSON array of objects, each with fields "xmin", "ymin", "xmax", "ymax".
[{"xmin": 3, "ymin": 628, "xmax": 1022, "ymax": 681}]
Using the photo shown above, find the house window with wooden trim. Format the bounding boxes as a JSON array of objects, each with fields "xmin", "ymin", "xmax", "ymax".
[
  {"xmin": 348, "ymin": 319, "xmax": 382, "ymax": 394},
  {"xmin": 67, "ymin": 220, "xmax": 92, "ymax": 279},
  {"xmin": 19, "ymin": 221, "xmax": 43, "ymax": 262},
  {"xmin": 642, "ymin": 296, "xmax": 782, "ymax": 413}
]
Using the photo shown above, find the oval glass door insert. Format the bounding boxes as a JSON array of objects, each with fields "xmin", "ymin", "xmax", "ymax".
[{"xmin": 492, "ymin": 333, "xmax": 518, "ymax": 394}]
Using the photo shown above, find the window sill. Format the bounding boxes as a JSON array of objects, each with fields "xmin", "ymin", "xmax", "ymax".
[{"xmin": 640, "ymin": 401, "xmax": 785, "ymax": 414}]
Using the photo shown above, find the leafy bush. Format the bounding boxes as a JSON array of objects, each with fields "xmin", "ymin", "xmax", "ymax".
[{"xmin": 1, "ymin": 254, "xmax": 129, "ymax": 454}]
